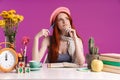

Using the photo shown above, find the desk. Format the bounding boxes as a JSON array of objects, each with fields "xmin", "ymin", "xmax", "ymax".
[{"xmin": 0, "ymin": 64, "xmax": 119, "ymax": 80}]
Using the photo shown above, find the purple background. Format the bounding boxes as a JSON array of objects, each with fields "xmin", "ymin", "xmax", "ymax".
[{"xmin": 0, "ymin": 0, "xmax": 120, "ymax": 62}]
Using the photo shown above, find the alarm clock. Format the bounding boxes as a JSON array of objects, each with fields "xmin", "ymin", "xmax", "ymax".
[{"xmin": 0, "ymin": 42, "xmax": 18, "ymax": 72}]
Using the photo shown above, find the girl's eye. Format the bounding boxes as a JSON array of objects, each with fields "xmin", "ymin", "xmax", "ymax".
[
  {"xmin": 58, "ymin": 17, "xmax": 70, "ymax": 23},
  {"xmin": 66, "ymin": 17, "xmax": 69, "ymax": 20},
  {"xmin": 58, "ymin": 18, "xmax": 63, "ymax": 22}
]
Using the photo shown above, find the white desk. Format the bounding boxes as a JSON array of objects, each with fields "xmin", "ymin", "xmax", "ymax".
[{"xmin": 0, "ymin": 64, "xmax": 119, "ymax": 80}]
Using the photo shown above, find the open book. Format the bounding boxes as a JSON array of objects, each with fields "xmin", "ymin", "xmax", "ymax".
[{"xmin": 47, "ymin": 62, "xmax": 80, "ymax": 68}]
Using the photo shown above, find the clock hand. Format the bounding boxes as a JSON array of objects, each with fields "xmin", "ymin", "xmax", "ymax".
[{"xmin": 5, "ymin": 53, "xmax": 8, "ymax": 61}]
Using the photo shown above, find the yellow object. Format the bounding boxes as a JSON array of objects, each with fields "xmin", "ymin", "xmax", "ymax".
[
  {"xmin": 0, "ymin": 9, "xmax": 24, "ymax": 28},
  {"xmin": 91, "ymin": 59, "xmax": 103, "ymax": 72},
  {"xmin": 0, "ymin": 20, "xmax": 5, "ymax": 27},
  {"xmin": 18, "ymin": 53, "xmax": 22, "ymax": 57}
]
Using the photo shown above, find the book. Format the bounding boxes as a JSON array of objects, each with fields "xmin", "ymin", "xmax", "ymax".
[
  {"xmin": 99, "ymin": 55, "xmax": 120, "ymax": 62},
  {"xmin": 102, "ymin": 67, "xmax": 120, "ymax": 74},
  {"xmin": 47, "ymin": 62, "xmax": 80, "ymax": 68},
  {"xmin": 100, "ymin": 53, "xmax": 120, "ymax": 59},
  {"xmin": 104, "ymin": 64, "xmax": 120, "ymax": 70},
  {"xmin": 99, "ymin": 53, "xmax": 120, "ymax": 67},
  {"xmin": 99, "ymin": 53, "xmax": 120, "ymax": 74},
  {"xmin": 102, "ymin": 60, "xmax": 120, "ymax": 67}
]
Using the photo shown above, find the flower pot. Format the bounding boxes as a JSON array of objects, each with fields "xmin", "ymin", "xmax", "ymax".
[{"xmin": 86, "ymin": 54, "xmax": 99, "ymax": 69}]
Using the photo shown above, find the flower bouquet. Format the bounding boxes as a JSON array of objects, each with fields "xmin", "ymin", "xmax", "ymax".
[{"xmin": 0, "ymin": 9, "xmax": 24, "ymax": 48}]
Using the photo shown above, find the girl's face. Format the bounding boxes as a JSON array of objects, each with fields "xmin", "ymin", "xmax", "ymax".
[{"xmin": 57, "ymin": 13, "xmax": 71, "ymax": 35}]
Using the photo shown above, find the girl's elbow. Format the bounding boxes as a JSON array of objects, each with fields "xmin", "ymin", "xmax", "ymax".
[{"xmin": 79, "ymin": 58, "xmax": 85, "ymax": 65}]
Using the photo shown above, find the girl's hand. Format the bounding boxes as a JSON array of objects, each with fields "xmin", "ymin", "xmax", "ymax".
[
  {"xmin": 35, "ymin": 29, "xmax": 50, "ymax": 39},
  {"xmin": 65, "ymin": 27, "xmax": 77, "ymax": 39},
  {"xmin": 69, "ymin": 28, "xmax": 77, "ymax": 39}
]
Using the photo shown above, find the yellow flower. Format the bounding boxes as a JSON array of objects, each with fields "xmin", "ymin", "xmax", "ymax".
[
  {"xmin": 8, "ymin": 10, "xmax": 16, "ymax": 14},
  {"xmin": 1, "ymin": 11, "xmax": 7, "ymax": 15},
  {"xmin": 0, "ymin": 20, "xmax": 5, "ymax": 28},
  {"xmin": 15, "ymin": 14, "xmax": 20, "ymax": 20},
  {"xmin": 11, "ymin": 15, "xmax": 19, "ymax": 24},
  {"xmin": 8, "ymin": 13, "xmax": 16, "ymax": 19},
  {"xmin": 13, "ymin": 18, "xmax": 18, "ymax": 25},
  {"xmin": 0, "ymin": 9, "xmax": 24, "ymax": 36},
  {"xmin": 19, "ymin": 15, "xmax": 24, "ymax": 22},
  {"xmin": 1, "ymin": 11, "xmax": 9, "ymax": 18}
]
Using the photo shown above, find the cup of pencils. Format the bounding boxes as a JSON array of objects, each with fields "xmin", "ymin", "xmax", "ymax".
[{"xmin": 21, "ymin": 36, "xmax": 30, "ymax": 66}]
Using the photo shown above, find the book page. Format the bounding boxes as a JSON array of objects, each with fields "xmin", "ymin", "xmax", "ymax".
[
  {"xmin": 63, "ymin": 62, "xmax": 79, "ymax": 68},
  {"xmin": 47, "ymin": 62, "xmax": 79, "ymax": 68},
  {"xmin": 99, "ymin": 56, "xmax": 120, "ymax": 62},
  {"xmin": 104, "ymin": 64, "xmax": 120, "ymax": 70},
  {"xmin": 102, "ymin": 67, "xmax": 120, "ymax": 74},
  {"xmin": 47, "ymin": 63, "xmax": 64, "ymax": 68},
  {"xmin": 100, "ymin": 53, "xmax": 120, "ymax": 59}
]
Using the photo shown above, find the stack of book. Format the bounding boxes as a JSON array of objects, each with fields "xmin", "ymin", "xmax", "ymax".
[{"xmin": 99, "ymin": 53, "xmax": 120, "ymax": 74}]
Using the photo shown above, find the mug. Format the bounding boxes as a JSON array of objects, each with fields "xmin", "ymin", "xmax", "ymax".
[{"xmin": 29, "ymin": 60, "xmax": 41, "ymax": 68}]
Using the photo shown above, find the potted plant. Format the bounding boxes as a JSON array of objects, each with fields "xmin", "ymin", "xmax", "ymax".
[{"xmin": 86, "ymin": 37, "xmax": 99, "ymax": 69}]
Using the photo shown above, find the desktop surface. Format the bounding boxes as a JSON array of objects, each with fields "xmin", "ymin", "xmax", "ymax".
[{"xmin": 0, "ymin": 64, "xmax": 119, "ymax": 80}]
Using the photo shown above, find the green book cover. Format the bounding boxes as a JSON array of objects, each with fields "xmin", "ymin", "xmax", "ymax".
[{"xmin": 102, "ymin": 60, "xmax": 120, "ymax": 67}]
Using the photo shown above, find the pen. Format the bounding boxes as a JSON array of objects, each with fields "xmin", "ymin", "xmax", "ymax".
[
  {"xmin": 48, "ymin": 23, "xmax": 55, "ymax": 32},
  {"xmin": 24, "ymin": 46, "xmax": 27, "ymax": 56},
  {"xmin": 21, "ymin": 48, "xmax": 23, "ymax": 56}
]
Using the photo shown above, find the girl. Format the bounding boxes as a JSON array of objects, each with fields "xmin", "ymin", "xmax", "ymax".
[{"xmin": 32, "ymin": 7, "xmax": 85, "ymax": 65}]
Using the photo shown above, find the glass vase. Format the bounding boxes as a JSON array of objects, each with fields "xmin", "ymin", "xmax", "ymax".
[{"xmin": 5, "ymin": 35, "xmax": 16, "ymax": 49}]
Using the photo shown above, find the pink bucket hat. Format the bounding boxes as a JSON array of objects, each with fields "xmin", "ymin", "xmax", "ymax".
[{"xmin": 50, "ymin": 7, "xmax": 71, "ymax": 25}]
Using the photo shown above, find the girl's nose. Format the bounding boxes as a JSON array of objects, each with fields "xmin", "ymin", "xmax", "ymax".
[
  {"xmin": 63, "ymin": 20, "xmax": 65, "ymax": 24},
  {"xmin": 63, "ymin": 19, "xmax": 68, "ymax": 24}
]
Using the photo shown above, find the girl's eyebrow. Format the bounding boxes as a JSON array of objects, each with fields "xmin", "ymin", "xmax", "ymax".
[
  {"xmin": 65, "ymin": 17, "xmax": 69, "ymax": 19},
  {"xmin": 58, "ymin": 17, "xmax": 63, "ymax": 20},
  {"xmin": 58, "ymin": 17, "xmax": 69, "ymax": 21}
]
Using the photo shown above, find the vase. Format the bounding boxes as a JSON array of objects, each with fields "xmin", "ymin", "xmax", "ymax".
[{"xmin": 5, "ymin": 35, "xmax": 16, "ymax": 49}]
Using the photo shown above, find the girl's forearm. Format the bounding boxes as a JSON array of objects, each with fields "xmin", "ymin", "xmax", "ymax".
[
  {"xmin": 74, "ymin": 38, "xmax": 85, "ymax": 65},
  {"xmin": 32, "ymin": 37, "xmax": 39, "ymax": 61}
]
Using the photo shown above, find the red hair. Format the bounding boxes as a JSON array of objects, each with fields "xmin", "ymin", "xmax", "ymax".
[{"xmin": 48, "ymin": 12, "xmax": 82, "ymax": 63}]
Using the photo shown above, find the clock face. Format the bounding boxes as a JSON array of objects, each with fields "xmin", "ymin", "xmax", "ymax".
[{"xmin": 0, "ymin": 48, "xmax": 18, "ymax": 72}]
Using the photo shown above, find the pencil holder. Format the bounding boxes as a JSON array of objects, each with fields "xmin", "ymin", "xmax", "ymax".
[{"xmin": 18, "ymin": 56, "xmax": 27, "ymax": 66}]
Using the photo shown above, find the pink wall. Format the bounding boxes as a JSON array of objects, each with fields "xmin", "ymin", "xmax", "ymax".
[{"xmin": 0, "ymin": 0, "xmax": 120, "ymax": 62}]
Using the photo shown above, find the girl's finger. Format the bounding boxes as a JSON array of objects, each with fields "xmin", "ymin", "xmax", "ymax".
[
  {"xmin": 45, "ymin": 32, "xmax": 49, "ymax": 37},
  {"xmin": 44, "ymin": 33, "xmax": 48, "ymax": 37},
  {"xmin": 69, "ymin": 31, "xmax": 73, "ymax": 37},
  {"xmin": 46, "ymin": 29, "xmax": 50, "ymax": 34}
]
